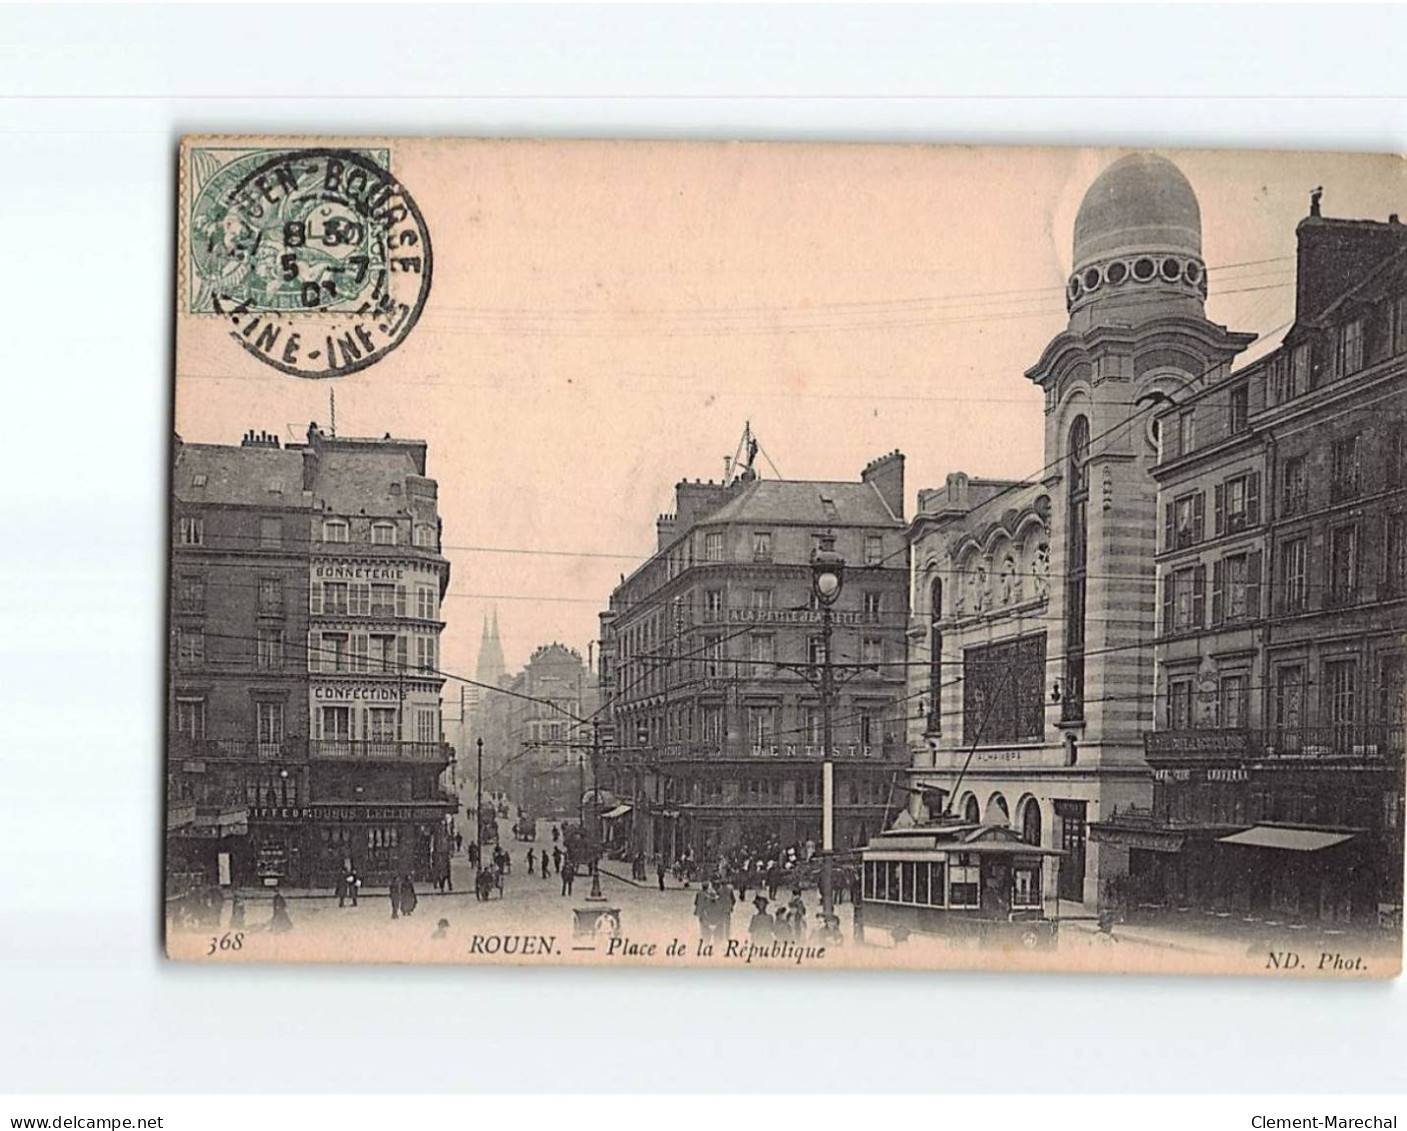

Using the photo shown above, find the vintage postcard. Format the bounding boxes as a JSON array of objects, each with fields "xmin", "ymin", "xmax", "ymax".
[{"xmin": 167, "ymin": 136, "xmax": 1406, "ymax": 976}]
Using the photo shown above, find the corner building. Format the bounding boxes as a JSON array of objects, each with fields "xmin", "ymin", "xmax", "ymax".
[
  {"xmin": 905, "ymin": 154, "xmax": 1255, "ymax": 909},
  {"xmin": 301, "ymin": 426, "xmax": 456, "ymax": 885},
  {"xmin": 601, "ymin": 453, "xmax": 910, "ymax": 863}
]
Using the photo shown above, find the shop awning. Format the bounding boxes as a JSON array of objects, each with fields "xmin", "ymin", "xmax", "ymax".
[
  {"xmin": 1218, "ymin": 826, "xmax": 1355, "ymax": 852},
  {"xmin": 601, "ymin": 804, "xmax": 633, "ymax": 820}
]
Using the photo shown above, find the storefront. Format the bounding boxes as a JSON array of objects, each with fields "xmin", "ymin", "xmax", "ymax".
[{"xmin": 249, "ymin": 802, "xmax": 454, "ymax": 887}]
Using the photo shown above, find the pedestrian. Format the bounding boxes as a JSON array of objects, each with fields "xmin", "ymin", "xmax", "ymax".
[
  {"xmin": 774, "ymin": 906, "xmax": 790, "ymax": 941},
  {"xmin": 270, "ymin": 892, "xmax": 293, "ymax": 934},
  {"xmin": 336, "ymin": 872, "xmax": 349, "ymax": 907},
  {"xmin": 693, "ymin": 882, "xmax": 712, "ymax": 940},
  {"xmin": 540, "ymin": 851, "xmax": 550, "ymax": 880},
  {"xmin": 735, "ymin": 860, "xmax": 749, "ymax": 904},
  {"xmin": 788, "ymin": 888, "xmax": 808, "ymax": 934},
  {"xmin": 389, "ymin": 874, "xmax": 402, "ymax": 919},
  {"xmin": 432, "ymin": 918, "xmax": 450, "ymax": 939},
  {"xmin": 440, "ymin": 856, "xmax": 452, "ymax": 894},
  {"xmin": 561, "ymin": 860, "xmax": 576, "ymax": 897},
  {"xmin": 454, "ymin": 831, "xmax": 463, "ymax": 853},
  {"xmin": 655, "ymin": 854, "xmax": 667, "ymax": 892},
  {"xmin": 552, "ymin": 845, "xmax": 563, "ymax": 874},
  {"xmin": 766, "ymin": 861, "xmax": 779, "ymax": 901},
  {"xmin": 552, "ymin": 825, "xmax": 560, "ymax": 843},
  {"xmin": 229, "ymin": 892, "xmax": 245, "ymax": 931},
  {"xmin": 815, "ymin": 913, "xmax": 843, "ymax": 947},
  {"xmin": 527, "ymin": 848, "xmax": 536, "ymax": 875},
  {"xmin": 400, "ymin": 876, "xmax": 418, "ymax": 917},
  {"xmin": 468, "ymin": 842, "xmax": 479, "ymax": 868},
  {"xmin": 349, "ymin": 867, "xmax": 361, "ymax": 906},
  {"xmin": 717, "ymin": 881, "xmax": 736, "ymax": 941},
  {"xmin": 748, "ymin": 895, "xmax": 775, "ymax": 943}
]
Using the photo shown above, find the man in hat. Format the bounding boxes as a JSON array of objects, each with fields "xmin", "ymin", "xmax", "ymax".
[{"xmin": 748, "ymin": 895, "xmax": 775, "ymax": 943}]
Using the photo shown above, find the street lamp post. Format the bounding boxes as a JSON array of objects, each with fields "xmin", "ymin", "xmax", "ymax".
[
  {"xmin": 475, "ymin": 737, "xmax": 484, "ymax": 872},
  {"xmin": 811, "ymin": 539, "xmax": 846, "ymax": 923}
]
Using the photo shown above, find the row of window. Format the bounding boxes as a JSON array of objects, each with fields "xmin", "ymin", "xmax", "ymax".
[
  {"xmin": 861, "ymin": 858, "xmax": 1042, "ymax": 911},
  {"xmin": 1267, "ymin": 293, "xmax": 1407, "ymax": 409},
  {"xmin": 320, "ymin": 518, "xmax": 438, "ymax": 549},
  {"xmin": 172, "ymin": 698, "xmax": 441, "ymax": 744},
  {"xmin": 657, "ymin": 775, "xmax": 890, "ymax": 806},
  {"xmin": 1166, "ymin": 471, "xmax": 1262, "ymax": 551},
  {"xmin": 1165, "ymin": 653, "xmax": 1404, "ymax": 736},
  {"xmin": 174, "ymin": 626, "xmax": 290, "ymax": 669},
  {"xmin": 312, "ymin": 580, "xmax": 438, "ymax": 620},
  {"xmin": 308, "ymin": 630, "xmax": 439, "ymax": 675},
  {"xmin": 1162, "ymin": 548, "xmax": 1266, "ymax": 634},
  {"xmin": 177, "ymin": 515, "xmax": 440, "ymax": 551},
  {"xmin": 175, "ymin": 574, "xmax": 287, "ymax": 615},
  {"xmin": 620, "ymin": 702, "xmax": 892, "ymax": 750}
]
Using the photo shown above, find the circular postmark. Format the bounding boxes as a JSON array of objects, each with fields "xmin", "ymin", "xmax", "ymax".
[{"xmin": 188, "ymin": 147, "xmax": 432, "ymax": 378}]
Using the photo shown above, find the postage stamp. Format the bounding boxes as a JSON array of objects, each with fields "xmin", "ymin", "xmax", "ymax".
[{"xmin": 183, "ymin": 144, "xmax": 432, "ymax": 378}]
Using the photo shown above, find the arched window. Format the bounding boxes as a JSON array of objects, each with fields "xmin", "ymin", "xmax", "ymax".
[
  {"xmin": 927, "ymin": 576, "xmax": 942, "ymax": 733},
  {"xmin": 962, "ymin": 794, "xmax": 980, "ymax": 824},
  {"xmin": 1064, "ymin": 415, "xmax": 1090, "ymax": 722},
  {"xmin": 1021, "ymin": 798, "xmax": 1042, "ymax": 846},
  {"xmin": 985, "ymin": 792, "xmax": 1010, "ymax": 826}
]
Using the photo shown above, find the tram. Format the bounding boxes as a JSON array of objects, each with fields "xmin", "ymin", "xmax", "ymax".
[{"xmin": 859, "ymin": 821, "xmax": 1065, "ymax": 950}]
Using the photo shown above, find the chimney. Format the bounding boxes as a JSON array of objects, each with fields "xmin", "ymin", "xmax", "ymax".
[
  {"xmin": 673, "ymin": 479, "xmax": 731, "ymax": 532},
  {"xmin": 1294, "ymin": 208, "xmax": 1407, "ymax": 324},
  {"xmin": 861, "ymin": 450, "xmax": 905, "ymax": 521},
  {"xmin": 657, "ymin": 513, "xmax": 678, "ymax": 552}
]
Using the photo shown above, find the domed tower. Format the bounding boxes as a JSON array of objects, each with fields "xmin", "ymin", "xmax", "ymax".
[
  {"xmin": 1065, "ymin": 153, "xmax": 1208, "ymax": 333},
  {"xmin": 1021, "ymin": 152, "xmax": 1254, "ymax": 906}
]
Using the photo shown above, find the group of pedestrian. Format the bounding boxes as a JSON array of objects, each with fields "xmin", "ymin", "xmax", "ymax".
[
  {"xmin": 388, "ymin": 874, "xmax": 418, "ymax": 919},
  {"xmin": 743, "ymin": 888, "xmax": 841, "ymax": 945},
  {"xmin": 691, "ymin": 881, "xmax": 737, "ymax": 941}
]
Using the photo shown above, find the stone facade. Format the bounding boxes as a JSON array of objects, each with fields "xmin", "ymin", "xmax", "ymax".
[{"xmin": 905, "ymin": 154, "xmax": 1256, "ymax": 909}]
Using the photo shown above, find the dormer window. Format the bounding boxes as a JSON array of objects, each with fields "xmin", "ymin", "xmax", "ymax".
[
  {"xmin": 752, "ymin": 531, "xmax": 773, "ymax": 562},
  {"xmin": 414, "ymin": 524, "xmax": 435, "ymax": 549},
  {"xmin": 191, "ymin": 474, "xmax": 207, "ymax": 488},
  {"xmin": 322, "ymin": 519, "xmax": 349, "ymax": 543},
  {"xmin": 371, "ymin": 522, "xmax": 397, "ymax": 546}
]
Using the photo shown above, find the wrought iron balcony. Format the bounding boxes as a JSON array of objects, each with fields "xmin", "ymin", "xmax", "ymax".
[
  {"xmin": 309, "ymin": 739, "xmax": 454, "ymax": 763},
  {"xmin": 168, "ymin": 737, "xmax": 305, "ymax": 762},
  {"xmin": 1264, "ymin": 724, "xmax": 1405, "ymax": 760}
]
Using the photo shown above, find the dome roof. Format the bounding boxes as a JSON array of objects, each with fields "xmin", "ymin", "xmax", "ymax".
[{"xmin": 1073, "ymin": 153, "xmax": 1202, "ymax": 268}]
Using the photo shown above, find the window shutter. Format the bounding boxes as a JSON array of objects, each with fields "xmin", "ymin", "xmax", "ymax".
[
  {"xmin": 1162, "ymin": 575, "xmax": 1174, "ymax": 634},
  {"xmin": 1247, "ymin": 550, "xmax": 1263, "ymax": 617},
  {"xmin": 1193, "ymin": 493, "xmax": 1205, "ymax": 543},
  {"xmin": 395, "ymin": 584, "xmax": 407, "ymax": 617},
  {"xmin": 1164, "ymin": 503, "xmax": 1175, "ymax": 553},
  {"xmin": 396, "ymin": 635, "xmax": 408, "ymax": 672},
  {"xmin": 1211, "ymin": 559, "xmax": 1225, "ymax": 625},
  {"xmin": 1214, "ymin": 483, "xmax": 1226, "ymax": 537},
  {"xmin": 310, "ymin": 582, "xmax": 322, "ymax": 615},
  {"xmin": 1247, "ymin": 472, "xmax": 1261, "ymax": 527},
  {"xmin": 308, "ymin": 632, "xmax": 321, "ymax": 673},
  {"xmin": 1192, "ymin": 564, "xmax": 1207, "ymax": 627}
]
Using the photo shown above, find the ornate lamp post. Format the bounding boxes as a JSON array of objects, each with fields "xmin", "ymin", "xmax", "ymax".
[
  {"xmin": 811, "ymin": 539, "xmax": 845, "ymax": 922},
  {"xmin": 475, "ymin": 737, "xmax": 484, "ymax": 873}
]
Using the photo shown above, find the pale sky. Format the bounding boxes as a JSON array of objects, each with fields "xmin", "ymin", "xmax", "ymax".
[{"xmin": 174, "ymin": 141, "xmax": 1406, "ymax": 697}]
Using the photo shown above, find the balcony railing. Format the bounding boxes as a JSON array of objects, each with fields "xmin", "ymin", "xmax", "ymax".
[
  {"xmin": 310, "ymin": 739, "xmax": 453, "ymax": 763},
  {"xmin": 1264, "ymin": 724, "xmax": 1405, "ymax": 760},
  {"xmin": 169, "ymin": 737, "xmax": 305, "ymax": 761}
]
